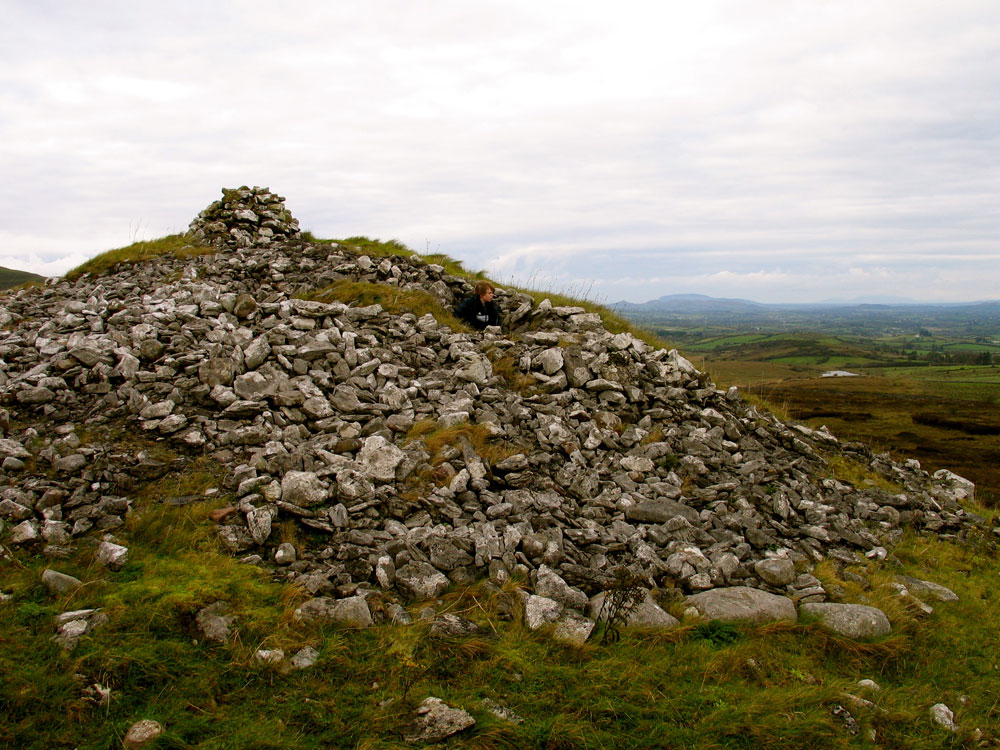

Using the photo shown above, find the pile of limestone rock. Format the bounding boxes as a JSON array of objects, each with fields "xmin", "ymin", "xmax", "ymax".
[
  {"xmin": 188, "ymin": 185, "xmax": 301, "ymax": 249},
  {"xmin": 0, "ymin": 189, "xmax": 992, "ymax": 648}
]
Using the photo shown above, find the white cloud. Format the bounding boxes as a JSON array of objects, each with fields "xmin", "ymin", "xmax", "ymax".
[{"xmin": 0, "ymin": 0, "xmax": 998, "ymax": 301}]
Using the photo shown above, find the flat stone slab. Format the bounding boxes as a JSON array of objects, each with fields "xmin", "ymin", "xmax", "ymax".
[
  {"xmin": 686, "ymin": 586, "xmax": 796, "ymax": 624},
  {"xmin": 895, "ymin": 575, "xmax": 959, "ymax": 602},
  {"xmin": 800, "ymin": 602, "xmax": 891, "ymax": 639},
  {"xmin": 404, "ymin": 697, "xmax": 475, "ymax": 744},
  {"xmin": 588, "ymin": 591, "xmax": 680, "ymax": 630},
  {"xmin": 292, "ymin": 596, "xmax": 373, "ymax": 628},
  {"xmin": 626, "ymin": 498, "xmax": 700, "ymax": 525}
]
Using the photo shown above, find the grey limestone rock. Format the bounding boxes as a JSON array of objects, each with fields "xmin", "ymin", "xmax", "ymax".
[
  {"xmin": 686, "ymin": 586, "xmax": 797, "ymax": 624},
  {"xmin": 355, "ymin": 435, "xmax": 405, "ymax": 482},
  {"xmin": 53, "ymin": 608, "xmax": 109, "ymax": 651},
  {"xmin": 522, "ymin": 593, "xmax": 564, "ymax": 630},
  {"xmin": 553, "ymin": 610, "xmax": 597, "ymax": 645},
  {"xmin": 293, "ymin": 595, "xmax": 374, "ymax": 628},
  {"xmin": 626, "ymin": 498, "xmax": 700, "ymax": 525},
  {"xmin": 895, "ymin": 575, "xmax": 959, "ymax": 602},
  {"xmin": 280, "ymin": 471, "xmax": 327, "ymax": 507},
  {"xmin": 755, "ymin": 558, "xmax": 796, "ymax": 586},
  {"xmin": 123, "ymin": 719, "xmax": 165, "ymax": 749},
  {"xmin": 800, "ymin": 602, "xmax": 891, "ymax": 640},
  {"xmin": 587, "ymin": 590, "xmax": 680, "ymax": 630},
  {"xmin": 96, "ymin": 540, "xmax": 129, "ymax": 570},
  {"xmin": 929, "ymin": 703, "xmax": 957, "ymax": 731},
  {"xmin": 196, "ymin": 601, "xmax": 236, "ymax": 644},
  {"xmin": 290, "ymin": 646, "xmax": 320, "ymax": 670},
  {"xmin": 404, "ymin": 697, "xmax": 476, "ymax": 744},
  {"xmin": 394, "ymin": 561, "xmax": 451, "ymax": 601},
  {"xmin": 534, "ymin": 564, "xmax": 589, "ymax": 612},
  {"xmin": 42, "ymin": 568, "xmax": 82, "ymax": 595},
  {"xmin": 429, "ymin": 613, "xmax": 481, "ymax": 637}
]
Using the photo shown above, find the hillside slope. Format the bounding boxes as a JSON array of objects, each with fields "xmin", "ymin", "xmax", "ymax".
[
  {"xmin": 1, "ymin": 187, "xmax": 996, "ymax": 748},
  {"xmin": 0, "ymin": 265, "xmax": 44, "ymax": 290}
]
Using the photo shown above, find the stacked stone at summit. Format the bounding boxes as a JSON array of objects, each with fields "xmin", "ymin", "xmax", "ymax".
[
  {"xmin": 189, "ymin": 186, "xmax": 301, "ymax": 249},
  {"xmin": 0, "ymin": 189, "xmax": 989, "ymax": 643}
]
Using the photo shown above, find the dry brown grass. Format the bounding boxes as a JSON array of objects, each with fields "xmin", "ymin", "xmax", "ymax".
[{"xmin": 405, "ymin": 419, "xmax": 519, "ymax": 467}]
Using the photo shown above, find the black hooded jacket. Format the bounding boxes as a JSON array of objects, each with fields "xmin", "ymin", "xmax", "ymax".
[{"xmin": 456, "ymin": 296, "xmax": 501, "ymax": 330}]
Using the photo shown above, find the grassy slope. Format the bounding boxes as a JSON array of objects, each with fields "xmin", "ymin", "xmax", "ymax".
[
  {"xmin": 3, "ymin": 234, "xmax": 999, "ymax": 747},
  {"xmin": 3, "ymin": 495, "xmax": 998, "ymax": 749},
  {"xmin": 0, "ymin": 265, "xmax": 45, "ymax": 290}
]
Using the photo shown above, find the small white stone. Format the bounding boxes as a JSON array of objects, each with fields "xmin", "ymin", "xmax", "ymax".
[
  {"xmin": 274, "ymin": 543, "xmax": 296, "ymax": 565},
  {"xmin": 124, "ymin": 719, "xmax": 165, "ymax": 748},
  {"xmin": 929, "ymin": 703, "xmax": 957, "ymax": 731}
]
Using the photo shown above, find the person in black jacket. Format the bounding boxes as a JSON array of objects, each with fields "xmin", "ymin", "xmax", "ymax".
[{"xmin": 456, "ymin": 281, "xmax": 501, "ymax": 330}]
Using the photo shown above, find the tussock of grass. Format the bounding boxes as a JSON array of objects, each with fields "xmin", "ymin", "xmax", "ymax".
[
  {"xmin": 405, "ymin": 419, "xmax": 519, "ymax": 467},
  {"xmin": 65, "ymin": 233, "xmax": 213, "ymax": 280},
  {"xmin": 509, "ymin": 286, "xmax": 675, "ymax": 352},
  {"xmin": 825, "ymin": 454, "xmax": 904, "ymax": 494},
  {"xmin": 486, "ymin": 351, "xmax": 537, "ymax": 395},
  {"xmin": 329, "ymin": 236, "xmax": 413, "ymax": 257}
]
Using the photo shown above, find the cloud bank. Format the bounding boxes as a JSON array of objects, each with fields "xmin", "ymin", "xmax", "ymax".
[{"xmin": 1, "ymin": 0, "xmax": 998, "ymax": 302}]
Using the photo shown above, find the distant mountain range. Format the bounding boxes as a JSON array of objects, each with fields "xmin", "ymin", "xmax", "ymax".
[
  {"xmin": 613, "ymin": 293, "xmax": 1000, "ymax": 312},
  {"xmin": 0, "ymin": 266, "xmax": 45, "ymax": 290}
]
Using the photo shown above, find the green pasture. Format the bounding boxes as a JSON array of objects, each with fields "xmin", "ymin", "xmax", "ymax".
[{"xmin": 3, "ymin": 497, "xmax": 999, "ymax": 749}]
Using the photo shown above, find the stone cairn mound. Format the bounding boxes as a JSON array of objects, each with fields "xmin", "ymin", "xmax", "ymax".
[
  {"xmin": 189, "ymin": 185, "xmax": 301, "ymax": 250},
  {"xmin": 0, "ymin": 190, "xmax": 993, "ymax": 651}
]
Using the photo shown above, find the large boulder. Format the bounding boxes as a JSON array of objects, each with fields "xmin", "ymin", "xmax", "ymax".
[
  {"xmin": 800, "ymin": 603, "xmax": 891, "ymax": 639},
  {"xmin": 292, "ymin": 596, "xmax": 373, "ymax": 628},
  {"xmin": 280, "ymin": 471, "xmax": 327, "ymax": 507},
  {"xmin": 395, "ymin": 562, "xmax": 450, "ymax": 601},
  {"xmin": 587, "ymin": 590, "xmax": 679, "ymax": 630},
  {"xmin": 686, "ymin": 586, "xmax": 796, "ymax": 624}
]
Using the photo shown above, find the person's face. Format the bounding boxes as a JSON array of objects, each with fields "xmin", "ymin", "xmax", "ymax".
[{"xmin": 480, "ymin": 288, "xmax": 494, "ymax": 303}]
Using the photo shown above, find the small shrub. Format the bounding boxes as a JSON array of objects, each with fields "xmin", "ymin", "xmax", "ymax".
[
  {"xmin": 692, "ymin": 620, "xmax": 743, "ymax": 647},
  {"xmin": 591, "ymin": 566, "xmax": 646, "ymax": 645}
]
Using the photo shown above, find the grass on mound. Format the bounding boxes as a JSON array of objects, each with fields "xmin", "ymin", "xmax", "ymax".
[
  {"xmin": 825, "ymin": 454, "xmax": 905, "ymax": 495},
  {"xmin": 507, "ymin": 287, "xmax": 676, "ymax": 353},
  {"xmin": 303, "ymin": 234, "xmax": 412, "ymax": 258},
  {"xmin": 298, "ymin": 280, "xmax": 472, "ymax": 332},
  {"xmin": 65, "ymin": 234, "xmax": 214, "ymax": 280}
]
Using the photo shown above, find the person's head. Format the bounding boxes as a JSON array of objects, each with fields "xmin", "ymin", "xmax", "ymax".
[{"xmin": 474, "ymin": 281, "xmax": 495, "ymax": 303}]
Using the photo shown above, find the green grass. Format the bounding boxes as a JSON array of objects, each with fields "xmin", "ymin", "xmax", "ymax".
[
  {"xmin": 65, "ymin": 234, "xmax": 214, "ymax": 280},
  {"xmin": 0, "ymin": 265, "xmax": 45, "ymax": 290},
  {"xmin": 3, "ymin": 488, "xmax": 999, "ymax": 749},
  {"xmin": 297, "ymin": 280, "xmax": 472, "ymax": 332}
]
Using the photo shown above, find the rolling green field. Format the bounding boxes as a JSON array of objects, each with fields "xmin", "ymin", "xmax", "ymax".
[{"xmin": 671, "ymin": 329, "xmax": 1000, "ymax": 507}]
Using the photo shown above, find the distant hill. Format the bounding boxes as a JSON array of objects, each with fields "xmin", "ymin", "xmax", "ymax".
[
  {"xmin": 613, "ymin": 293, "xmax": 1000, "ymax": 336},
  {"xmin": 617, "ymin": 292, "xmax": 1000, "ymax": 311},
  {"xmin": 614, "ymin": 293, "xmax": 766, "ymax": 314},
  {"xmin": 0, "ymin": 266, "xmax": 44, "ymax": 290}
]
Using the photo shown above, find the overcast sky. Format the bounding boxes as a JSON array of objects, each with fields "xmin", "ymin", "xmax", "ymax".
[{"xmin": 2, "ymin": 1, "xmax": 998, "ymax": 304}]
